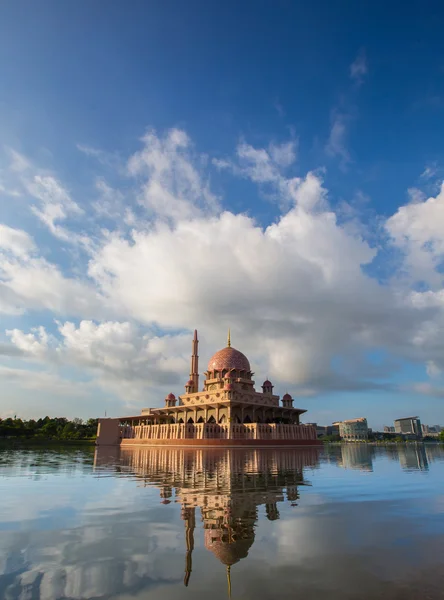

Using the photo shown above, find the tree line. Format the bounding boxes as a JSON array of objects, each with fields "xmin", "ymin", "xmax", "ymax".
[{"xmin": 0, "ymin": 416, "xmax": 98, "ymax": 440}]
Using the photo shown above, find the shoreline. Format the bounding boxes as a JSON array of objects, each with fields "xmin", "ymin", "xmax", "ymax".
[
  {"xmin": 323, "ymin": 440, "xmax": 442, "ymax": 446},
  {"xmin": 0, "ymin": 439, "xmax": 96, "ymax": 447}
]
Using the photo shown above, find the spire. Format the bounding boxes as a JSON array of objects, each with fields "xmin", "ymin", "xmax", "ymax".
[
  {"xmin": 226, "ymin": 565, "xmax": 232, "ymax": 599},
  {"xmin": 227, "ymin": 328, "xmax": 231, "ymax": 348},
  {"xmin": 189, "ymin": 330, "xmax": 199, "ymax": 393}
]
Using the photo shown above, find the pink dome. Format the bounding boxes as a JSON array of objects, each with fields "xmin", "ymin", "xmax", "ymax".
[
  {"xmin": 283, "ymin": 393, "xmax": 292, "ymax": 400},
  {"xmin": 166, "ymin": 392, "xmax": 176, "ymax": 400},
  {"xmin": 263, "ymin": 379, "xmax": 273, "ymax": 387},
  {"xmin": 186, "ymin": 379, "xmax": 194, "ymax": 386},
  {"xmin": 208, "ymin": 346, "xmax": 250, "ymax": 372}
]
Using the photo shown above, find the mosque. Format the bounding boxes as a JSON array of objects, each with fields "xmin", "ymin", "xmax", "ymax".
[{"xmin": 96, "ymin": 330, "xmax": 319, "ymax": 446}]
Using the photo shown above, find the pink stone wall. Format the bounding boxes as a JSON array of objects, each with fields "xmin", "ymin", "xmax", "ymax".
[
  {"xmin": 96, "ymin": 418, "xmax": 121, "ymax": 446},
  {"xmin": 120, "ymin": 438, "xmax": 322, "ymax": 447},
  {"xmin": 116, "ymin": 422, "xmax": 320, "ymax": 446}
]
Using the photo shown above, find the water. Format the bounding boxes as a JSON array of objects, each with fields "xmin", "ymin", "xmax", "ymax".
[{"xmin": 1, "ymin": 445, "xmax": 444, "ymax": 600}]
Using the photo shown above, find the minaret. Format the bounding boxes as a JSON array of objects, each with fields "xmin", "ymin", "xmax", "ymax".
[
  {"xmin": 189, "ymin": 329, "xmax": 199, "ymax": 393},
  {"xmin": 183, "ymin": 507, "xmax": 195, "ymax": 587}
]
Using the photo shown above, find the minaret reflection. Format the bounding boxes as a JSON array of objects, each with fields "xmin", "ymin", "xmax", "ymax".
[
  {"xmin": 115, "ymin": 447, "xmax": 320, "ymax": 594},
  {"xmin": 182, "ymin": 506, "xmax": 195, "ymax": 586}
]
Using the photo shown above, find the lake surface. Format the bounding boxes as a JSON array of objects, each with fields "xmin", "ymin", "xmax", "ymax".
[{"xmin": 1, "ymin": 445, "xmax": 444, "ymax": 600}]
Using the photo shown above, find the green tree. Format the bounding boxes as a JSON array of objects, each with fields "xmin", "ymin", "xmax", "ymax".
[{"xmin": 0, "ymin": 415, "xmax": 98, "ymax": 441}]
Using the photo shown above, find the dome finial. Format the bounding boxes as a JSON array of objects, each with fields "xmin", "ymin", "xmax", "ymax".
[
  {"xmin": 226, "ymin": 565, "xmax": 232, "ymax": 599},
  {"xmin": 227, "ymin": 328, "xmax": 231, "ymax": 348}
]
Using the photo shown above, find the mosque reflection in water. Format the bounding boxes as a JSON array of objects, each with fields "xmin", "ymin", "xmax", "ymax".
[
  {"xmin": 95, "ymin": 447, "xmax": 320, "ymax": 592},
  {"xmin": 96, "ymin": 442, "xmax": 439, "ymax": 589}
]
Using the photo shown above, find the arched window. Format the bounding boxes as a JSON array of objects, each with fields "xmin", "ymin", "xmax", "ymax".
[
  {"xmin": 208, "ymin": 416, "xmax": 216, "ymax": 423},
  {"xmin": 243, "ymin": 415, "xmax": 252, "ymax": 423},
  {"xmin": 187, "ymin": 417, "xmax": 194, "ymax": 424},
  {"xmin": 197, "ymin": 416, "xmax": 204, "ymax": 423}
]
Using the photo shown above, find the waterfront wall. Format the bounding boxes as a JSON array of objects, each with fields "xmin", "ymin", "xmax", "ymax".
[
  {"xmin": 122, "ymin": 422, "xmax": 317, "ymax": 441},
  {"xmin": 96, "ymin": 419, "xmax": 320, "ymax": 446},
  {"xmin": 121, "ymin": 438, "xmax": 320, "ymax": 447}
]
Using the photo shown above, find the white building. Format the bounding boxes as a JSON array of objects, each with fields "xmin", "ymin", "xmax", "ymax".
[{"xmin": 334, "ymin": 418, "xmax": 368, "ymax": 441}]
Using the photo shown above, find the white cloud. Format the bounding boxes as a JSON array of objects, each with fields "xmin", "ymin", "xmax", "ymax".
[
  {"xmin": 426, "ymin": 360, "xmax": 441, "ymax": 378},
  {"xmin": 3, "ymin": 128, "xmax": 444, "ymax": 412},
  {"xmin": 386, "ymin": 182, "xmax": 444, "ymax": 288},
  {"xmin": 0, "ymin": 181, "xmax": 21, "ymax": 197},
  {"xmin": 26, "ymin": 175, "xmax": 85, "ymax": 242},
  {"xmin": 5, "ymin": 320, "xmax": 191, "ymax": 410},
  {"xmin": 7, "ymin": 148, "xmax": 32, "ymax": 173},
  {"xmin": 84, "ymin": 173, "xmax": 418, "ymax": 392},
  {"xmin": 420, "ymin": 164, "xmax": 437, "ymax": 180},
  {"xmin": 127, "ymin": 128, "xmax": 219, "ymax": 222},
  {"xmin": 76, "ymin": 143, "xmax": 121, "ymax": 169},
  {"xmin": 0, "ymin": 224, "xmax": 35, "ymax": 257},
  {"xmin": 217, "ymin": 139, "xmax": 297, "ymax": 186},
  {"xmin": 325, "ymin": 112, "xmax": 351, "ymax": 168},
  {"xmin": 0, "ymin": 227, "xmax": 107, "ymax": 317},
  {"xmin": 350, "ymin": 49, "xmax": 368, "ymax": 84},
  {"xmin": 6, "ymin": 326, "xmax": 50, "ymax": 357},
  {"xmin": 0, "ymin": 365, "xmax": 94, "ymax": 398}
]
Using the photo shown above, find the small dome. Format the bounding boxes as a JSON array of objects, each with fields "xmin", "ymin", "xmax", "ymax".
[
  {"xmin": 208, "ymin": 346, "xmax": 250, "ymax": 372},
  {"xmin": 186, "ymin": 379, "xmax": 194, "ymax": 386},
  {"xmin": 263, "ymin": 379, "xmax": 273, "ymax": 387},
  {"xmin": 283, "ymin": 393, "xmax": 292, "ymax": 400},
  {"xmin": 166, "ymin": 392, "xmax": 176, "ymax": 400}
]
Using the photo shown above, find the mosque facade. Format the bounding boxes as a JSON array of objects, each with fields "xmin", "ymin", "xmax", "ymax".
[{"xmin": 96, "ymin": 330, "xmax": 320, "ymax": 446}]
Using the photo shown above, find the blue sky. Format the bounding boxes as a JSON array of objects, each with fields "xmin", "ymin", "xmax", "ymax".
[{"xmin": 1, "ymin": 0, "xmax": 444, "ymax": 429}]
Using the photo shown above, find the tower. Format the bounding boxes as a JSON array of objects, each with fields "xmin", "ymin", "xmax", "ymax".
[
  {"xmin": 182, "ymin": 507, "xmax": 195, "ymax": 587},
  {"xmin": 189, "ymin": 330, "xmax": 199, "ymax": 393},
  {"xmin": 282, "ymin": 393, "xmax": 293, "ymax": 408},
  {"xmin": 262, "ymin": 379, "xmax": 273, "ymax": 395}
]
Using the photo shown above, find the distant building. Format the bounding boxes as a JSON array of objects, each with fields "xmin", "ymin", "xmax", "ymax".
[
  {"xmin": 422, "ymin": 424, "xmax": 441, "ymax": 434},
  {"xmin": 384, "ymin": 426, "xmax": 395, "ymax": 433},
  {"xmin": 306, "ymin": 423, "xmax": 328, "ymax": 438},
  {"xmin": 333, "ymin": 418, "xmax": 368, "ymax": 441},
  {"xmin": 326, "ymin": 424, "xmax": 340, "ymax": 436},
  {"xmin": 421, "ymin": 424, "xmax": 441, "ymax": 438},
  {"xmin": 394, "ymin": 417, "xmax": 422, "ymax": 438}
]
